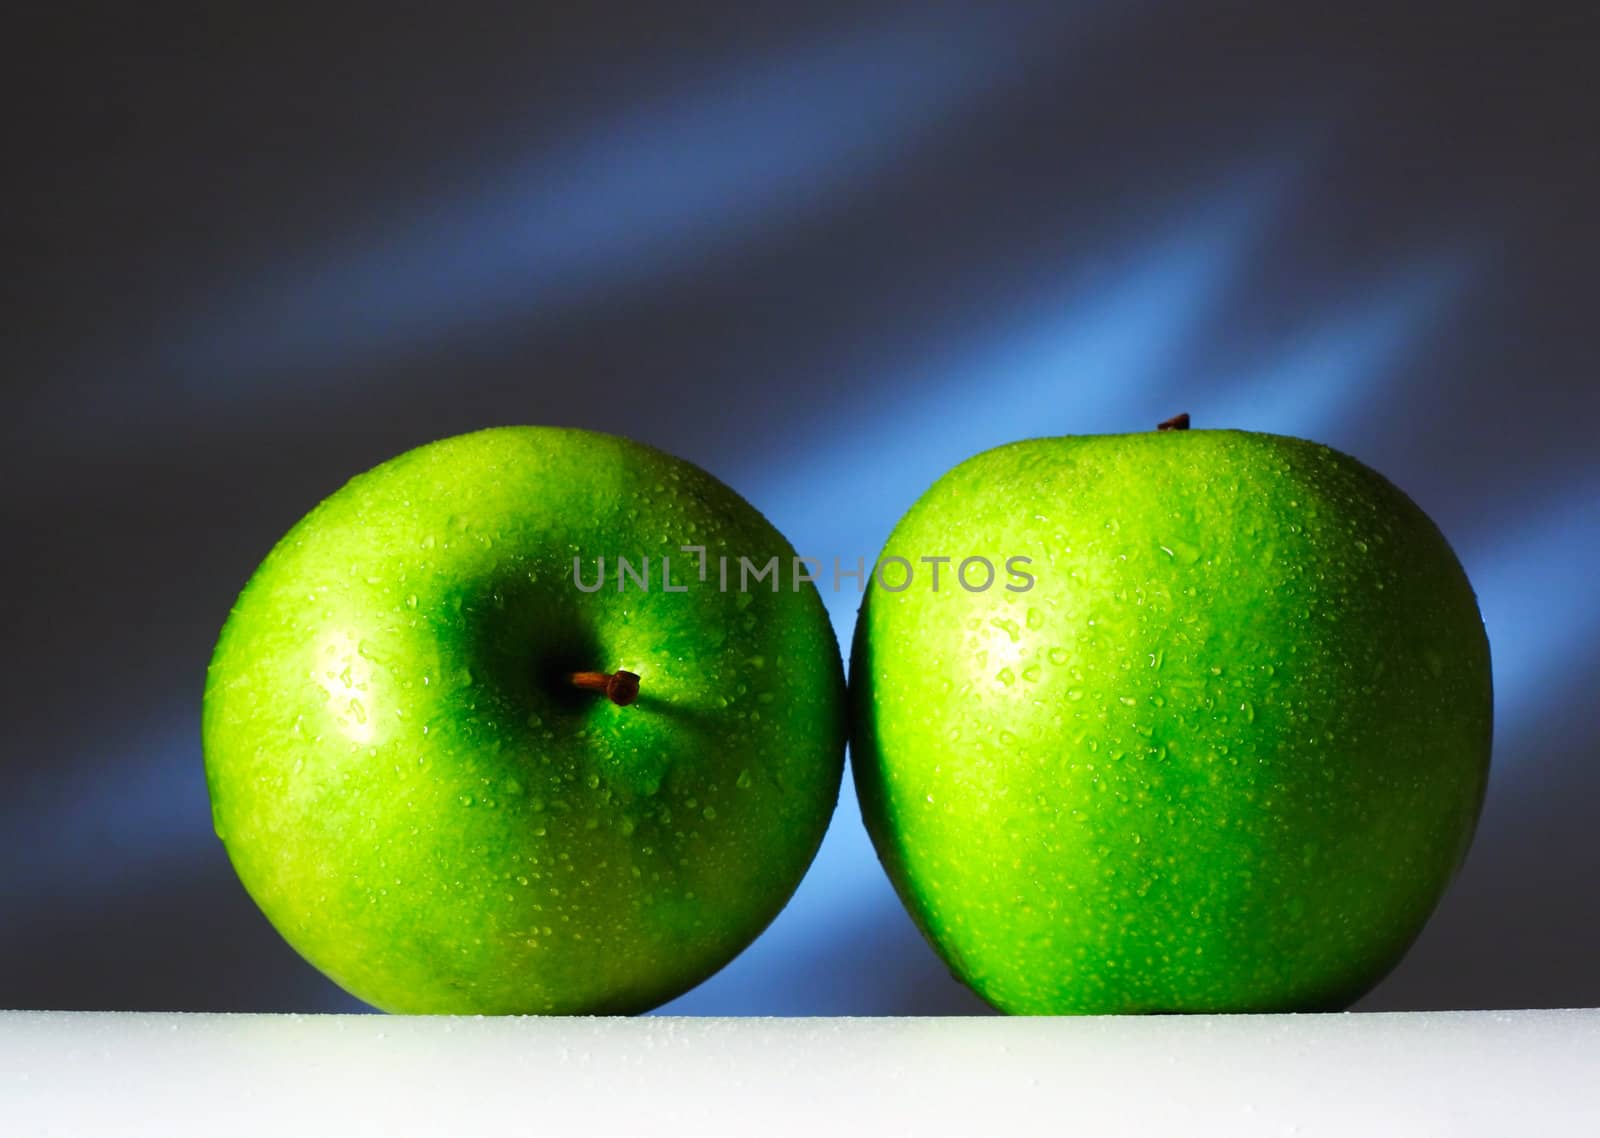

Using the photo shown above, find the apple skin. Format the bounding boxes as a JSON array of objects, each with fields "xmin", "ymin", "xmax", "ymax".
[
  {"xmin": 203, "ymin": 427, "xmax": 846, "ymax": 1014},
  {"xmin": 850, "ymin": 428, "xmax": 1492, "ymax": 1014}
]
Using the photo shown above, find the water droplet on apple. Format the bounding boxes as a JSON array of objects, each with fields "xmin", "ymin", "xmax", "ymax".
[
  {"xmin": 997, "ymin": 668, "xmax": 1015, "ymax": 686},
  {"xmin": 1240, "ymin": 701, "xmax": 1256, "ymax": 724},
  {"xmin": 1160, "ymin": 538, "xmax": 1201, "ymax": 565},
  {"xmin": 736, "ymin": 769, "xmax": 753, "ymax": 789},
  {"xmin": 1025, "ymin": 608, "xmax": 1045, "ymax": 630},
  {"xmin": 585, "ymin": 773, "xmax": 600, "ymax": 790},
  {"xmin": 990, "ymin": 618, "xmax": 1021, "ymax": 643},
  {"xmin": 459, "ymin": 794, "xmax": 474, "ymax": 807}
]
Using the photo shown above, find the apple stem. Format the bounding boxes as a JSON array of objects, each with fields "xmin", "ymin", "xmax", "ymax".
[
  {"xmin": 1158, "ymin": 412, "xmax": 1191, "ymax": 431},
  {"xmin": 569, "ymin": 669, "xmax": 641, "ymax": 707}
]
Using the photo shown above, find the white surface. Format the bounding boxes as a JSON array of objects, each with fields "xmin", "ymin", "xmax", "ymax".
[{"xmin": 1, "ymin": 1009, "xmax": 1596, "ymax": 1136}]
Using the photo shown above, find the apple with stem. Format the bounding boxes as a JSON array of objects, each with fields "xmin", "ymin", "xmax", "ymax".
[{"xmin": 204, "ymin": 427, "xmax": 846, "ymax": 1014}]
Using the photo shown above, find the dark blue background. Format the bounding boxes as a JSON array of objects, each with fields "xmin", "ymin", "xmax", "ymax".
[{"xmin": 5, "ymin": 2, "xmax": 1597, "ymax": 1014}]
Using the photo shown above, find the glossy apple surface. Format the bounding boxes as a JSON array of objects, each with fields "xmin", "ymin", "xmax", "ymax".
[
  {"xmin": 851, "ymin": 427, "xmax": 1492, "ymax": 1013},
  {"xmin": 204, "ymin": 427, "xmax": 846, "ymax": 1014}
]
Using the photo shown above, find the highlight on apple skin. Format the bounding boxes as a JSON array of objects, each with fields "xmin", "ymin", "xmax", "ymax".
[
  {"xmin": 850, "ymin": 423, "xmax": 1493, "ymax": 1015},
  {"xmin": 203, "ymin": 426, "xmax": 847, "ymax": 1014}
]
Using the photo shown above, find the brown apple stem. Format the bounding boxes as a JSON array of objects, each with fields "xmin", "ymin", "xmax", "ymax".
[
  {"xmin": 1158, "ymin": 412, "xmax": 1191, "ymax": 431},
  {"xmin": 569, "ymin": 669, "xmax": 641, "ymax": 707}
]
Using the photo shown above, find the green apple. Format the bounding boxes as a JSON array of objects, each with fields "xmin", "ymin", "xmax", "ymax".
[
  {"xmin": 203, "ymin": 427, "xmax": 846, "ymax": 1014},
  {"xmin": 850, "ymin": 421, "xmax": 1492, "ymax": 1014}
]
